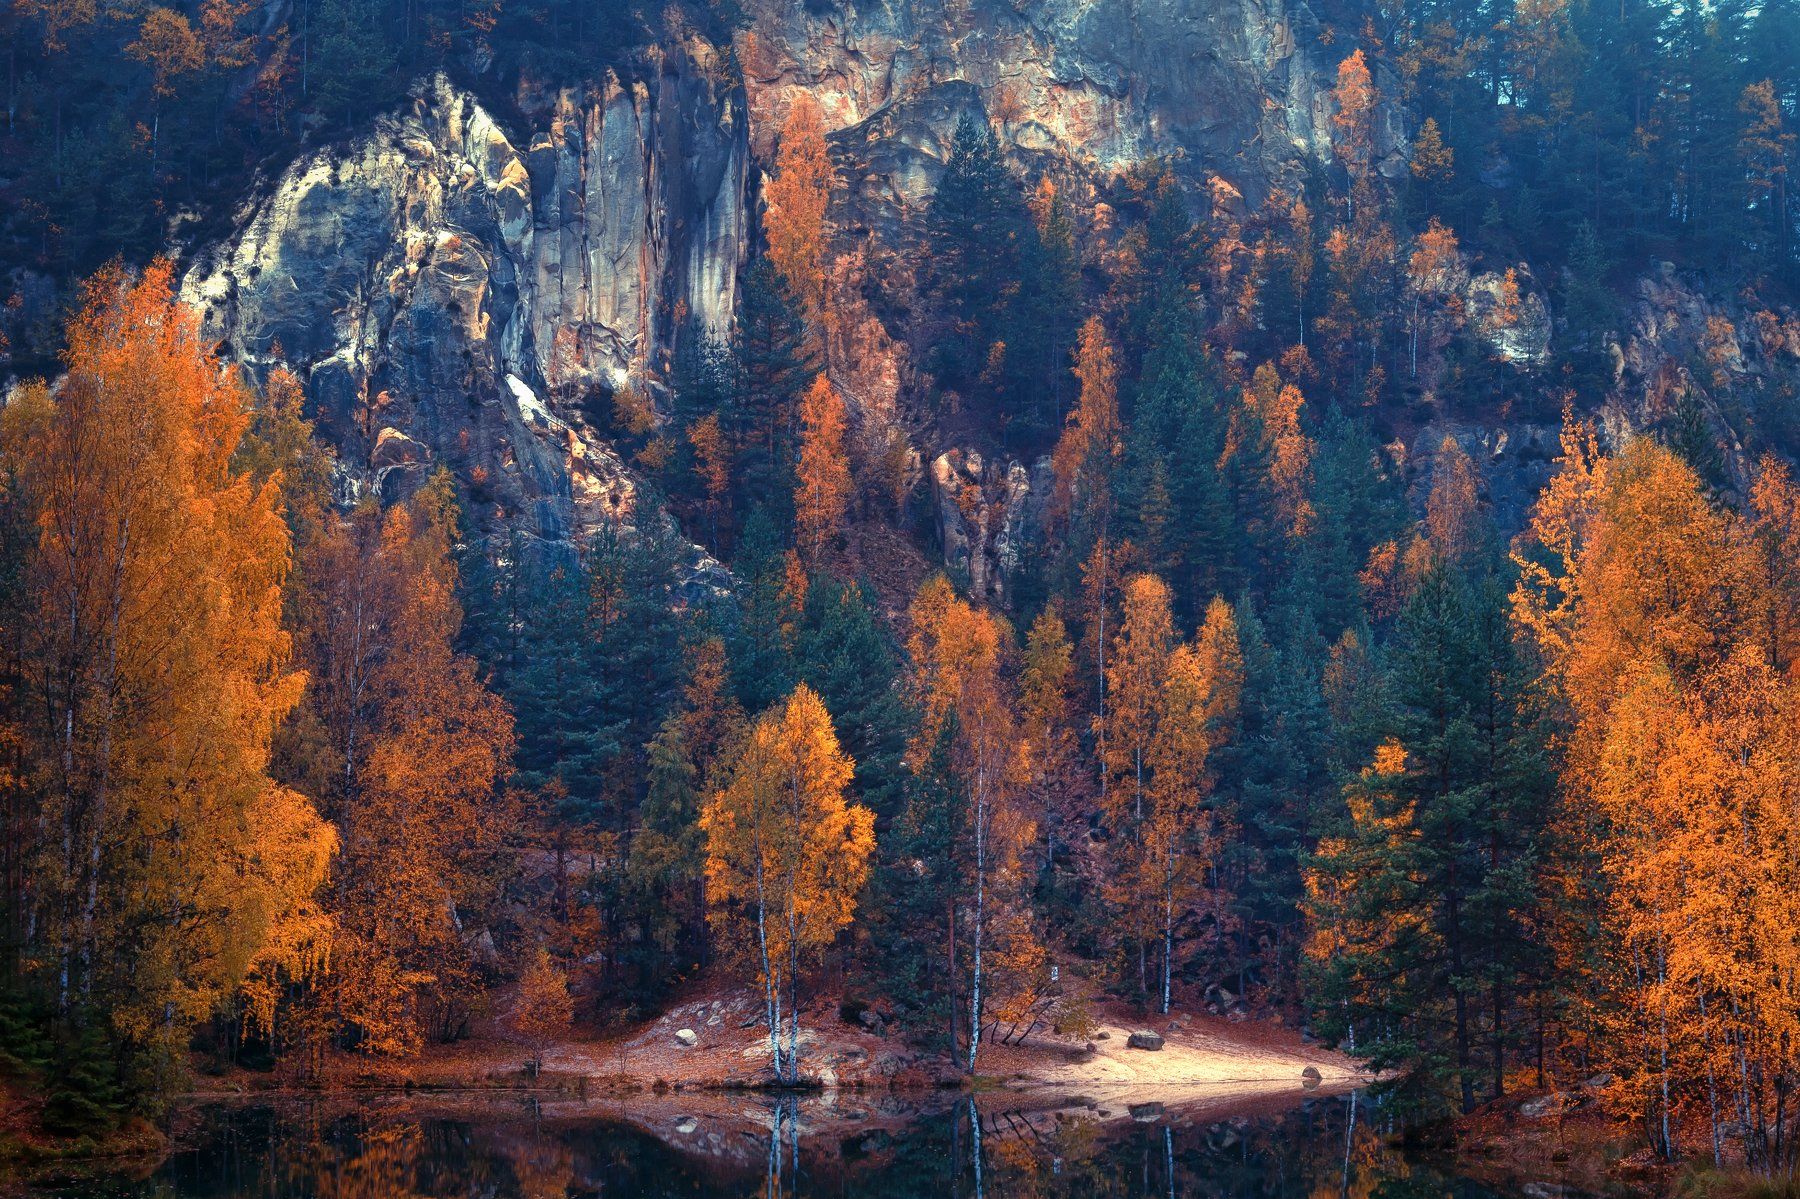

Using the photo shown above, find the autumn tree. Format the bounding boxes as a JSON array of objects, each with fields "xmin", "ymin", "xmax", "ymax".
[
  {"xmin": 1102, "ymin": 574, "xmax": 1176, "ymax": 825},
  {"xmin": 1143, "ymin": 599, "xmax": 1243, "ymax": 1012},
  {"xmin": 283, "ymin": 471, "xmax": 514, "ymax": 1056},
  {"xmin": 1406, "ymin": 219, "xmax": 1461, "ymax": 378},
  {"xmin": 1050, "ymin": 317, "xmax": 1122, "ymax": 522},
  {"xmin": 1333, "ymin": 50, "xmax": 1377, "ymax": 217},
  {"xmin": 764, "ymin": 94, "xmax": 835, "ymax": 332},
  {"xmin": 1739, "ymin": 80, "xmax": 1794, "ymax": 263},
  {"xmin": 687, "ymin": 412, "xmax": 731, "ymax": 548},
  {"xmin": 906, "ymin": 576, "xmax": 1028, "ymax": 1070},
  {"xmin": 1019, "ymin": 604, "xmax": 1078, "ymax": 859},
  {"xmin": 1424, "ymin": 437, "xmax": 1485, "ymax": 569},
  {"xmin": 1512, "ymin": 432, "xmax": 1800, "ymax": 1157},
  {"xmin": 0, "ymin": 262, "xmax": 334, "ymax": 1082},
  {"xmin": 126, "ymin": 6, "xmax": 204, "ymax": 170},
  {"xmin": 793, "ymin": 375, "xmax": 852, "ymax": 563},
  {"xmin": 702, "ymin": 685, "xmax": 874, "ymax": 1084},
  {"xmin": 509, "ymin": 947, "xmax": 574, "ymax": 1068},
  {"xmin": 1240, "ymin": 364, "xmax": 1315, "ymax": 538}
]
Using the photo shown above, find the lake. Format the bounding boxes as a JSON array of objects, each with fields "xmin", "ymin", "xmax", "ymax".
[{"xmin": 34, "ymin": 1090, "xmax": 1587, "ymax": 1197}]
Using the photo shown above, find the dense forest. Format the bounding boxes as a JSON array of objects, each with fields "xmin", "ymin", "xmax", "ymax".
[{"xmin": 4, "ymin": 0, "xmax": 1800, "ymax": 1181}]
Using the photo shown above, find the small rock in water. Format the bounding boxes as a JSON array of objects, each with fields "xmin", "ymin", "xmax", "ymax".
[
  {"xmin": 1126, "ymin": 1030, "xmax": 1164, "ymax": 1051},
  {"xmin": 674, "ymin": 1118, "xmax": 697, "ymax": 1135},
  {"xmin": 674, "ymin": 1028, "xmax": 699, "ymax": 1047},
  {"xmin": 1301, "ymin": 1066, "xmax": 1323, "ymax": 1089}
]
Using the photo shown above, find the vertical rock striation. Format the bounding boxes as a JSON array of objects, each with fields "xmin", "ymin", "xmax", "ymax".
[{"xmin": 183, "ymin": 55, "xmax": 747, "ymax": 556}]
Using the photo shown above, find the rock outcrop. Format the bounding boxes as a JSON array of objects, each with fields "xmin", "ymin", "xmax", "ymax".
[
  {"xmin": 739, "ymin": 0, "xmax": 1401, "ymax": 209},
  {"xmin": 183, "ymin": 57, "xmax": 747, "ymax": 559},
  {"xmin": 169, "ymin": 0, "xmax": 1800, "ymax": 596},
  {"xmin": 929, "ymin": 447, "xmax": 1047, "ymax": 608}
]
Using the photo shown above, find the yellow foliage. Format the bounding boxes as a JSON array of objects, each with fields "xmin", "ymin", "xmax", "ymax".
[
  {"xmin": 794, "ymin": 375, "xmax": 852, "ymax": 562},
  {"xmin": 2, "ymin": 260, "xmax": 333, "ymax": 1053},
  {"xmin": 701, "ymin": 685, "xmax": 873, "ymax": 1082},
  {"xmin": 764, "ymin": 94, "xmax": 835, "ymax": 330}
]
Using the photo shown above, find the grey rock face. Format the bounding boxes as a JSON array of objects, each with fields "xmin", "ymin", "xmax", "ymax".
[
  {"xmin": 739, "ymin": 0, "xmax": 1390, "ymax": 209},
  {"xmin": 183, "ymin": 61, "xmax": 746, "ymax": 564},
  {"xmin": 173, "ymin": 0, "xmax": 1426, "ymax": 589},
  {"xmin": 930, "ymin": 448, "xmax": 1048, "ymax": 607}
]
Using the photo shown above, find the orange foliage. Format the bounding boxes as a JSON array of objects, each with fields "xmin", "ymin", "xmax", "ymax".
[
  {"xmin": 701, "ymin": 685, "xmax": 873, "ymax": 1083},
  {"xmin": 905, "ymin": 576, "xmax": 1030, "ymax": 1069},
  {"xmin": 0, "ymin": 261, "xmax": 333, "ymax": 1053},
  {"xmin": 127, "ymin": 6, "xmax": 204, "ymax": 97},
  {"xmin": 1049, "ymin": 317, "xmax": 1121, "ymax": 520},
  {"xmin": 1514, "ymin": 429, "xmax": 1800, "ymax": 1154},
  {"xmin": 1101, "ymin": 573, "xmax": 1175, "ymax": 823},
  {"xmin": 1424, "ymin": 436, "xmax": 1481, "ymax": 567},
  {"xmin": 764, "ymin": 94, "xmax": 835, "ymax": 331},
  {"xmin": 794, "ymin": 375, "xmax": 852, "ymax": 562},
  {"xmin": 287, "ymin": 472, "xmax": 515, "ymax": 1056}
]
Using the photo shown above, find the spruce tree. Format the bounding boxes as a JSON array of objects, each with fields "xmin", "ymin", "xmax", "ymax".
[
  {"xmin": 927, "ymin": 112, "xmax": 1028, "ymax": 402},
  {"xmin": 728, "ymin": 510, "xmax": 799, "ymax": 712},
  {"xmin": 794, "ymin": 576, "xmax": 912, "ymax": 819},
  {"xmin": 730, "ymin": 259, "xmax": 815, "ymax": 506},
  {"xmin": 507, "ymin": 551, "xmax": 616, "ymax": 821}
]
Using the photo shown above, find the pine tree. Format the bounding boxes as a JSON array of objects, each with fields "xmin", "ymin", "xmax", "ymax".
[
  {"xmin": 506, "ymin": 552, "xmax": 616, "ymax": 816},
  {"xmin": 730, "ymin": 259, "xmax": 816, "ymax": 504},
  {"xmin": 628, "ymin": 717, "xmax": 706, "ymax": 973},
  {"xmin": 794, "ymin": 576, "xmax": 911, "ymax": 818},
  {"xmin": 927, "ymin": 112, "xmax": 1028, "ymax": 398},
  {"xmin": 729, "ymin": 511, "xmax": 801, "ymax": 713}
]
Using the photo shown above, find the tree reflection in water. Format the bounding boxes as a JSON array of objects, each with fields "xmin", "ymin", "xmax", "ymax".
[{"xmin": 36, "ymin": 1093, "xmax": 1545, "ymax": 1198}]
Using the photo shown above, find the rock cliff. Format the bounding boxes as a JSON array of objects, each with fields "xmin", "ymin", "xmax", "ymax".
[
  {"xmin": 181, "ymin": 0, "xmax": 1379, "ymax": 568},
  {"xmin": 169, "ymin": 0, "xmax": 1799, "ymax": 597},
  {"xmin": 183, "ymin": 54, "xmax": 746, "ymax": 554}
]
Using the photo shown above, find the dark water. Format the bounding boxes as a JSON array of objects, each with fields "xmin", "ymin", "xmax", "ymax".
[{"xmin": 38, "ymin": 1093, "xmax": 1575, "ymax": 1198}]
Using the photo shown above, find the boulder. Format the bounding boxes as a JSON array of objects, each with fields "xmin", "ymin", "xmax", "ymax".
[
  {"xmin": 1520, "ymin": 1091, "xmax": 1583, "ymax": 1119},
  {"xmin": 674, "ymin": 1028, "xmax": 698, "ymax": 1047},
  {"xmin": 1129, "ymin": 1102, "xmax": 1165, "ymax": 1122},
  {"xmin": 1127, "ymin": 1030, "xmax": 1165, "ymax": 1051},
  {"xmin": 1301, "ymin": 1066, "xmax": 1323, "ymax": 1089}
]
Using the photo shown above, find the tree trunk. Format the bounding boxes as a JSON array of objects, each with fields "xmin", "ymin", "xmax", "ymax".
[
  {"xmin": 968, "ymin": 763, "xmax": 986, "ymax": 1075},
  {"xmin": 754, "ymin": 855, "xmax": 782, "ymax": 1083}
]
